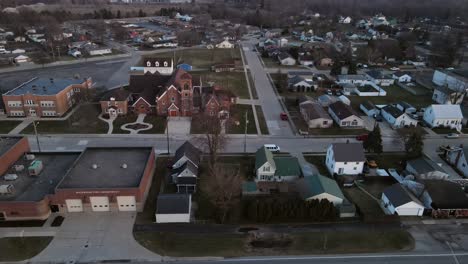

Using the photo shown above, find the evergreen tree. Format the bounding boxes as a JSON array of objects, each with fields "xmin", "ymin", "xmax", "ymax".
[
  {"xmin": 116, "ymin": 10, "xmax": 121, "ymax": 19},
  {"xmin": 405, "ymin": 130, "xmax": 424, "ymax": 158},
  {"xmin": 364, "ymin": 124, "xmax": 383, "ymax": 154}
]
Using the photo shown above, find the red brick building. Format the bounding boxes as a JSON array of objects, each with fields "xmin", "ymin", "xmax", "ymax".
[{"xmin": 2, "ymin": 77, "xmax": 92, "ymax": 117}]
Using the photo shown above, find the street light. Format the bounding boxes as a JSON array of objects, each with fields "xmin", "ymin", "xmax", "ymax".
[{"xmin": 32, "ymin": 120, "xmax": 41, "ymax": 153}]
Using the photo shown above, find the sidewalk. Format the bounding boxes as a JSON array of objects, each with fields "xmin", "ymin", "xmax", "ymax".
[
  {"xmin": 8, "ymin": 119, "xmax": 33, "ymax": 134},
  {"xmin": 240, "ymin": 45, "xmax": 262, "ymax": 136}
]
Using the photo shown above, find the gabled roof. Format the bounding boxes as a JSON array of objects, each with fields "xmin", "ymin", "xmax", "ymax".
[
  {"xmin": 383, "ymin": 105, "xmax": 404, "ymax": 119},
  {"xmin": 172, "ymin": 160, "xmax": 198, "ymax": 176},
  {"xmin": 423, "ymin": 180, "xmax": 468, "ymax": 209},
  {"xmin": 361, "ymin": 100, "xmax": 376, "ymax": 111},
  {"xmin": 331, "ymin": 143, "xmax": 366, "ymax": 162},
  {"xmin": 299, "ymin": 174, "xmax": 344, "ymax": 200},
  {"xmin": 301, "ymin": 102, "xmax": 332, "ymax": 120},
  {"xmin": 128, "ymin": 72, "xmax": 170, "ymax": 104},
  {"xmin": 174, "ymin": 141, "xmax": 201, "ymax": 167},
  {"xmin": 393, "ymin": 71, "xmax": 411, "ymax": 78},
  {"xmin": 255, "ymin": 146, "xmax": 275, "ymax": 171},
  {"xmin": 383, "ymin": 183, "xmax": 422, "ymax": 207},
  {"xmin": 101, "ymin": 87, "xmax": 131, "ymax": 101},
  {"xmin": 273, "ymin": 157, "xmax": 302, "ymax": 177},
  {"xmin": 329, "ymin": 101, "xmax": 360, "ymax": 120},
  {"xmin": 407, "ymin": 157, "xmax": 447, "ymax": 175},
  {"xmin": 428, "ymin": 104, "xmax": 463, "ymax": 119}
]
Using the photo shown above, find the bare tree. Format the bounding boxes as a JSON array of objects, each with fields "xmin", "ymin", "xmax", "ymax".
[
  {"xmin": 196, "ymin": 115, "xmax": 226, "ymax": 169},
  {"xmin": 449, "ymin": 80, "xmax": 467, "ymax": 105},
  {"xmin": 202, "ymin": 163, "xmax": 241, "ymax": 223}
]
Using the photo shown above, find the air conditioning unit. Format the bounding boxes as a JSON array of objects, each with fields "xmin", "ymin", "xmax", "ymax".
[
  {"xmin": 25, "ymin": 154, "xmax": 35, "ymax": 160},
  {"xmin": 4, "ymin": 174, "xmax": 18, "ymax": 181},
  {"xmin": 14, "ymin": 165, "xmax": 25, "ymax": 172}
]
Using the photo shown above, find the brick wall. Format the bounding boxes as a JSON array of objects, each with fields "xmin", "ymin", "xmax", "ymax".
[{"xmin": 0, "ymin": 137, "xmax": 30, "ymax": 175}]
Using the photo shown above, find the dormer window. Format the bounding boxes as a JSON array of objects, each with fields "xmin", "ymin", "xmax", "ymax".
[
  {"xmin": 146, "ymin": 61, "xmax": 151, "ymax": 67},
  {"xmin": 164, "ymin": 61, "xmax": 168, "ymax": 67},
  {"xmin": 155, "ymin": 62, "xmax": 160, "ymax": 67}
]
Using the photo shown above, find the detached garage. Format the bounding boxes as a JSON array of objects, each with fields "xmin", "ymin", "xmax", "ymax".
[
  {"xmin": 155, "ymin": 194, "xmax": 191, "ymax": 223},
  {"xmin": 381, "ymin": 183, "xmax": 425, "ymax": 216}
]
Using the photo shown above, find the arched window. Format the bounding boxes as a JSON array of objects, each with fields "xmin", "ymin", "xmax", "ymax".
[
  {"xmin": 146, "ymin": 61, "xmax": 151, "ymax": 67},
  {"xmin": 184, "ymin": 83, "xmax": 189, "ymax": 90},
  {"xmin": 155, "ymin": 62, "xmax": 159, "ymax": 67}
]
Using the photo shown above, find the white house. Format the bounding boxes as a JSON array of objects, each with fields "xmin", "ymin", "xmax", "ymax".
[
  {"xmin": 365, "ymin": 70, "xmax": 395, "ymax": 87},
  {"xmin": 277, "ymin": 38, "xmax": 288, "ymax": 47},
  {"xmin": 87, "ymin": 46, "xmax": 112, "ymax": 56},
  {"xmin": 326, "ymin": 143, "xmax": 366, "ymax": 176},
  {"xmin": 278, "ymin": 52, "xmax": 296, "ymax": 66},
  {"xmin": 328, "ymin": 101, "xmax": 364, "ymax": 128},
  {"xmin": 423, "ymin": 104, "xmax": 463, "ymax": 130},
  {"xmin": 339, "ymin": 16, "xmax": 352, "ymax": 24},
  {"xmin": 255, "ymin": 147, "xmax": 302, "ymax": 182},
  {"xmin": 381, "ymin": 183, "xmax": 425, "ymax": 216},
  {"xmin": 155, "ymin": 194, "xmax": 191, "ymax": 223},
  {"xmin": 432, "ymin": 69, "xmax": 468, "ymax": 91},
  {"xmin": 215, "ymin": 39, "xmax": 234, "ymax": 49},
  {"xmin": 360, "ymin": 101, "xmax": 379, "ymax": 117},
  {"xmin": 136, "ymin": 58, "xmax": 174, "ymax": 75},
  {"xmin": 336, "ymin": 74, "xmax": 368, "ymax": 85},
  {"xmin": 392, "ymin": 71, "xmax": 412, "ymax": 83},
  {"xmin": 446, "ymin": 146, "xmax": 468, "ymax": 178},
  {"xmin": 381, "ymin": 105, "xmax": 418, "ymax": 129}
]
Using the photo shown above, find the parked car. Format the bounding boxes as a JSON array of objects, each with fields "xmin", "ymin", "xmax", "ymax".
[
  {"xmin": 356, "ymin": 134, "xmax": 369, "ymax": 141},
  {"xmin": 390, "ymin": 67, "xmax": 400, "ymax": 71},
  {"xmin": 446, "ymin": 133, "xmax": 460, "ymax": 139},
  {"xmin": 280, "ymin": 112, "xmax": 288, "ymax": 121},
  {"xmin": 373, "ymin": 114, "xmax": 383, "ymax": 122},
  {"xmin": 264, "ymin": 144, "xmax": 281, "ymax": 152},
  {"xmin": 326, "ymin": 89, "xmax": 333, "ymax": 95},
  {"xmin": 334, "ymin": 90, "xmax": 343, "ymax": 96}
]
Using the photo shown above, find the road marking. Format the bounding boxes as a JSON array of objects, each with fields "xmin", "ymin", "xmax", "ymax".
[
  {"xmin": 77, "ymin": 140, "xmax": 88, "ymax": 146},
  {"xmin": 223, "ymin": 252, "xmax": 468, "ymax": 262},
  {"xmin": 446, "ymin": 241, "xmax": 460, "ymax": 264}
]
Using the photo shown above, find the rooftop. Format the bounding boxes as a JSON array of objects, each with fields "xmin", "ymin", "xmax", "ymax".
[
  {"xmin": 156, "ymin": 194, "xmax": 191, "ymax": 214},
  {"xmin": 57, "ymin": 147, "xmax": 153, "ymax": 189},
  {"xmin": 0, "ymin": 153, "xmax": 80, "ymax": 202},
  {"xmin": 0, "ymin": 137, "xmax": 22, "ymax": 158},
  {"xmin": 4, "ymin": 77, "xmax": 85, "ymax": 96},
  {"xmin": 423, "ymin": 180, "xmax": 468, "ymax": 209},
  {"xmin": 331, "ymin": 143, "xmax": 366, "ymax": 162},
  {"xmin": 383, "ymin": 183, "xmax": 422, "ymax": 207}
]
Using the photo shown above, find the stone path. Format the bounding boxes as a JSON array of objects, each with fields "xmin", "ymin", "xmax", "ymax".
[{"xmin": 121, "ymin": 114, "xmax": 153, "ymax": 134}]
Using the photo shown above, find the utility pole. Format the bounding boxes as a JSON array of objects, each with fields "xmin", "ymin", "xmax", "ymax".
[
  {"xmin": 166, "ymin": 118, "xmax": 170, "ymax": 155},
  {"xmin": 243, "ymin": 111, "xmax": 248, "ymax": 153},
  {"xmin": 32, "ymin": 121, "xmax": 41, "ymax": 153}
]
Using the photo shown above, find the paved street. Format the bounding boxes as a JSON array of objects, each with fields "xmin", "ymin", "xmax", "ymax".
[{"xmin": 241, "ymin": 41, "xmax": 293, "ymax": 137}]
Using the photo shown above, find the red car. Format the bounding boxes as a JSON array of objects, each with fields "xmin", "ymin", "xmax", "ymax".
[
  {"xmin": 280, "ymin": 112, "xmax": 288, "ymax": 121},
  {"xmin": 356, "ymin": 134, "xmax": 369, "ymax": 141}
]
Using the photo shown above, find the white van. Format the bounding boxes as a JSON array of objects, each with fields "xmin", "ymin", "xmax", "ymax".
[{"xmin": 264, "ymin": 144, "xmax": 280, "ymax": 152}]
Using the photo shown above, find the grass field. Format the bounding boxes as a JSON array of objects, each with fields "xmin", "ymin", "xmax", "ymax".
[
  {"xmin": 146, "ymin": 48, "xmax": 241, "ymax": 69},
  {"xmin": 0, "ymin": 121, "xmax": 21, "ymax": 134},
  {"xmin": 21, "ymin": 104, "xmax": 108, "ymax": 134},
  {"xmin": 0, "ymin": 237, "xmax": 53, "ymax": 261},
  {"xmin": 134, "ymin": 230, "xmax": 413, "ymax": 257},
  {"xmin": 113, "ymin": 114, "xmax": 166, "ymax": 134},
  {"xmin": 304, "ymin": 155, "xmax": 329, "ymax": 176},
  {"xmin": 255, "ymin": 105, "xmax": 269, "ymax": 135},
  {"xmin": 226, "ymin": 104, "xmax": 257, "ymax": 134},
  {"xmin": 199, "ymin": 71, "xmax": 250, "ymax": 99}
]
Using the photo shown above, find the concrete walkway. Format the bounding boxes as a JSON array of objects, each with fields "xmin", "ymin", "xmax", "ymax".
[
  {"xmin": 121, "ymin": 114, "xmax": 153, "ymax": 134},
  {"xmin": 98, "ymin": 114, "xmax": 116, "ymax": 134},
  {"xmin": 8, "ymin": 119, "xmax": 33, "ymax": 134},
  {"xmin": 291, "ymin": 151, "xmax": 320, "ymax": 176}
]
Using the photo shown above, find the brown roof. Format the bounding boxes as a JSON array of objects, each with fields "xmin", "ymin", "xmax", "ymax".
[
  {"xmin": 129, "ymin": 72, "xmax": 171, "ymax": 104},
  {"xmin": 301, "ymin": 102, "xmax": 332, "ymax": 120},
  {"xmin": 329, "ymin": 101, "xmax": 359, "ymax": 120},
  {"xmin": 101, "ymin": 87, "xmax": 131, "ymax": 101}
]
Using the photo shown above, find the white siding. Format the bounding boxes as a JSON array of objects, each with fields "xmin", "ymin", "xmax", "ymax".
[
  {"xmin": 306, "ymin": 193, "xmax": 343, "ymax": 206},
  {"xmin": 156, "ymin": 213, "xmax": 190, "ymax": 223}
]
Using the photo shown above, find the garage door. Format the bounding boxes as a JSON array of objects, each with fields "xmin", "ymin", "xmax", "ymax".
[
  {"xmin": 66, "ymin": 199, "xmax": 83, "ymax": 212},
  {"xmin": 90, "ymin": 196, "xmax": 110, "ymax": 212},
  {"xmin": 117, "ymin": 196, "xmax": 136, "ymax": 211}
]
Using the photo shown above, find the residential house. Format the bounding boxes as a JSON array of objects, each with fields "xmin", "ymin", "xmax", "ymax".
[
  {"xmin": 298, "ymin": 54, "xmax": 314, "ymax": 66},
  {"xmin": 100, "ymin": 88, "xmax": 131, "ymax": 117},
  {"xmin": 299, "ymin": 101, "xmax": 333, "ymax": 128},
  {"xmin": 423, "ymin": 104, "xmax": 463, "ymax": 130},
  {"xmin": 288, "ymin": 75, "xmax": 316, "ymax": 92},
  {"xmin": 446, "ymin": 146, "xmax": 468, "ymax": 178},
  {"xmin": 393, "ymin": 71, "xmax": 412, "ymax": 83},
  {"xmin": 338, "ymin": 95, "xmax": 351, "ymax": 106},
  {"xmin": 432, "ymin": 86, "xmax": 465, "ymax": 105},
  {"xmin": 396, "ymin": 102, "xmax": 416, "ymax": 114},
  {"xmin": 85, "ymin": 45, "xmax": 112, "ymax": 56},
  {"xmin": 14, "ymin": 55, "xmax": 30, "ymax": 64},
  {"xmin": 297, "ymin": 174, "xmax": 345, "ymax": 205},
  {"xmin": 155, "ymin": 194, "xmax": 191, "ymax": 223},
  {"xmin": 336, "ymin": 74, "xmax": 368, "ymax": 85},
  {"xmin": 255, "ymin": 146, "xmax": 302, "ymax": 182},
  {"xmin": 339, "ymin": 16, "xmax": 352, "ymax": 24},
  {"xmin": 264, "ymin": 29, "xmax": 282, "ymax": 38},
  {"xmin": 278, "ymin": 52, "xmax": 296, "ymax": 66},
  {"xmin": 406, "ymin": 157, "xmax": 449, "ymax": 180},
  {"xmin": 360, "ymin": 101, "xmax": 379, "ymax": 117},
  {"xmin": 3, "ymin": 77, "xmax": 92, "ymax": 117},
  {"xmin": 381, "ymin": 183, "xmax": 424, "ymax": 216},
  {"xmin": 418, "ymin": 180, "xmax": 468, "ymax": 215},
  {"xmin": 317, "ymin": 94, "xmax": 337, "ymax": 107},
  {"xmin": 277, "ymin": 38, "xmax": 288, "ymax": 48},
  {"xmin": 432, "ymin": 69, "xmax": 468, "ymax": 91},
  {"xmin": 131, "ymin": 57, "xmax": 174, "ymax": 75},
  {"xmin": 326, "ymin": 142, "xmax": 366, "ymax": 176},
  {"xmin": 215, "ymin": 39, "xmax": 235, "ymax": 49},
  {"xmin": 381, "ymin": 104, "xmax": 418, "ymax": 128},
  {"xmin": 365, "ymin": 70, "xmax": 395, "ymax": 86},
  {"xmin": 171, "ymin": 141, "xmax": 201, "ymax": 193},
  {"xmin": 328, "ymin": 101, "xmax": 364, "ymax": 128}
]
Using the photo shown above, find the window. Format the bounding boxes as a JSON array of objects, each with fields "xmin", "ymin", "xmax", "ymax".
[
  {"xmin": 184, "ymin": 83, "xmax": 189, "ymax": 90},
  {"xmin": 146, "ymin": 61, "xmax": 151, "ymax": 67},
  {"xmin": 344, "ymin": 162, "xmax": 348, "ymax": 165},
  {"xmin": 356, "ymin": 162, "xmax": 359, "ymax": 165},
  {"xmin": 323, "ymin": 121, "xmax": 328, "ymax": 125},
  {"xmin": 74, "ymin": 87, "xmax": 80, "ymax": 92},
  {"xmin": 155, "ymin": 61, "xmax": 159, "ymax": 67},
  {"xmin": 171, "ymin": 97, "xmax": 175, "ymax": 102},
  {"xmin": 67, "ymin": 92, "xmax": 71, "ymax": 99},
  {"xmin": 164, "ymin": 61, "xmax": 168, "ymax": 67},
  {"xmin": 25, "ymin": 99, "xmax": 34, "ymax": 105}
]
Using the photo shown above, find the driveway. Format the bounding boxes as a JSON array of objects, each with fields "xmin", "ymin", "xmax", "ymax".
[
  {"xmin": 167, "ymin": 117, "xmax": 191, "ymax": 135},
  {"xmin": 31, "ymin": 212, "xmax": 161, "ymax": 263}
]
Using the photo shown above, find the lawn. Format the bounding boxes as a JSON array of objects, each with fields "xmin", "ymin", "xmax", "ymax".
[
  {"xmin": 247, "ymin": 69, "xmax": 258, "ymax": 99},
  {"xmin": 349, "ymin": 85, "xmax": 433, "ymax": 113},
  {"xmin": 199, "ymin": 71, "xmax": 250, "ymax": 99},
  {"xmin": 133, "ymin": 230, "xmax": 413, "ymax": 257},
  {"xmin": 21, "ymin": 104, "xmax": 108, "ymax": 134},
  {"xmin": 113, "ymin": 114, "xmax": 166, "ymax": 134},
  {"xmin": 0, "ymin": 121, "xmax": 21, "ymax": 134},
  {"xmin": 366, "ymin": 153, "xmax": 407, "ymax": 171},
  {"xmin": 255, "ymin": 105, "xmax": 269, "ymax": 135},
  {"xmin": 304, "ymin": 155, "xmax": 329, "ymax": 176},
  {"xmin": 0, "ymin": 237, "xmax": 53, "ymax": 261},
  {"xmin": 145, "ymin": 48, "xmax": 241, "ymax": 69},
  {"xmin": 226, "ymin": 104, "xmax": 257, "ymax": 134}
]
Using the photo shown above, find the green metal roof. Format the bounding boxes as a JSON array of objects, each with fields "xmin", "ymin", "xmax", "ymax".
[
  {"xmin": 273, "ymin": 157, "xmax": 301, "ymax": 177},
  {"xmin": 304, "ymin": 174, "xmax": 344, "ymax": 200},
  {"xmin": 255, "ymin": 147, "xmax": 275, "ymax": 171}
]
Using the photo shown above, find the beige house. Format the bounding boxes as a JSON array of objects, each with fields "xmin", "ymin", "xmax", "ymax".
[{"xmin": 300, "ymin": 101, "xmax": 333, "ymax": 128}]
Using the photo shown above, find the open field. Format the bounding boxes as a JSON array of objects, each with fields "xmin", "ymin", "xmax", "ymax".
[
  {"xmin": 198, "ymin": 71, "xmax": 250, "ymax": 99},
  {"xmin": 134, "ymin": 230, "xmax": 413, "ymax": 257},
  {"xmin": 0, "ymin": 121, "xmax": 21, "ymax": 134},
  {"xmin": 226, "ymin": 104, "xmax": 258, "ymax": 134},
  {"xmin": 0, "ymin": 237, "xmax": 53, "ymax": 262},
  {"xmin": 147, "ymin": 48, "xmax": 241, "ymax": 69},
  {"xmin": 21, "ymin": 104, "xmax": 108, "ymax": 134}
]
